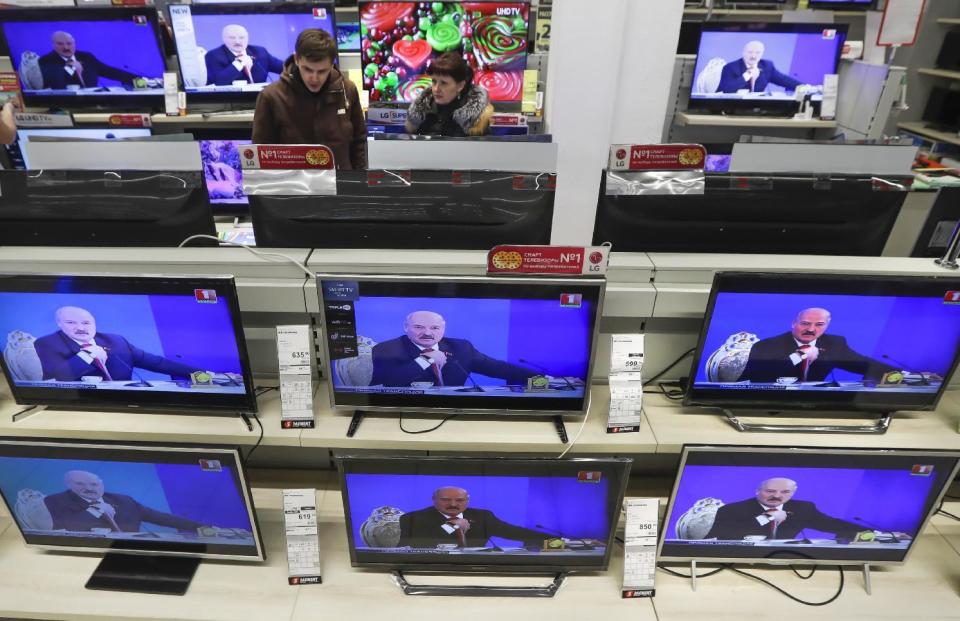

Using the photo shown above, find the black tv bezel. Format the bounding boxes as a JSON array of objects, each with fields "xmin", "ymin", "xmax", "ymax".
[
  {"xmin": 683, "ymin": 271, "xmax": 960, "ymax": 413},
  {"xmin": 687, "ymin": 22, "xmax": 849, "ymax": 116},
  {"xmin": 317, "ymin": 274, "xmax": 605, "ymax": 416},
  {"xmin": 0, "ymin": 273, "xmax": 258, "ymax": 414},
  {"xmin": 658, "ymin": 444, "xmax": 960, "ymax": 566},
  {"xmin": 0, "ymin": 439, "xmax": 266, "ymax": 561},
  {"xmin": 806, "ymin": 0, "xmax": 877, "ymax": 10},
  {"xmin": 168, "ymin": 1, "xmax": 337, "ymax": 105},
  {"xmin": 0, "ymin": 7, "xmax": 168, "ymax": 111},
  {"xmin": 337, "ymin": 455, "xmax": 632, "ymax": 573}
]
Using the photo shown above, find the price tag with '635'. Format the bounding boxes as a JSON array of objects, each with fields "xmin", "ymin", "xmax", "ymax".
[{"xmin": 277, "ymin": 325, "xmax": 314, "ymax": 429}]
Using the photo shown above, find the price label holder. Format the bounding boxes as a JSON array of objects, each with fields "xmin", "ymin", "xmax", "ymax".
[
  {"xmin": 276, "ymin": 325, "xmax": 315, "ymax": 429},
  {"xmin": 283, "ymin": 488, "xmax": 322, "ymax": 585},
  {"xmin": 622, "ymin": 498, "xmax": 658, "ymax": 598},
  {"xmin": 608, "ymin": 334, "xmax": 643, "ymax": 433}
]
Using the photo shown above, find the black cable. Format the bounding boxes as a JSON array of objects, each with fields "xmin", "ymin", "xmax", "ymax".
[
  {"xmin": 658, "ymin": 383, "xmax": 684, "ymax": 401},
  {"xmin": 243, "ymin": 413, "xmax": 264, "ymax": 465},
  {"xmin": 399, "ymin": 413, "xmax": 459, "ymax": 434},
  {"xmin": 657, "ymin": 564, "xmax": 725, "ymax": 578},
  {"xmin": 644, "ymin": 348, "xmax": 695, "ymax": 385},
  {"xmin": 255, "ymin": 386, "xmax": 278, "ymax": 397},
  {"xmin": 725, "ymin": 564, "xmax": 844, "ymax": 607},
  {"xmin": 940, "ymin": 509, "xmax": 960, "ymax": 521}
]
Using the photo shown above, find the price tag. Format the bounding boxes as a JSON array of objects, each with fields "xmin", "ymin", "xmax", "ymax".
[
  {"xmin": 283, "ymin": 489, "xmax": 322, "ymax": 585},
  {"xmin": 608, "ymin": 334, "xmax": 643, "ymax": 433},
  {"xmin": 622, "ymin": 498, "xmax": 658, "ymax": 598},
  {"xmin": 277, "ymin": 325, "xmax": 314, "ymax": 429},
  {"xmin": 610, "ymin": 334, "xmax": 644, "ymax": 374}
]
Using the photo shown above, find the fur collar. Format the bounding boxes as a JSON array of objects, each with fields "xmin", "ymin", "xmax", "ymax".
[{"xmin": 407, "ymin": 85, "xmax": 490, "ymax": 132}]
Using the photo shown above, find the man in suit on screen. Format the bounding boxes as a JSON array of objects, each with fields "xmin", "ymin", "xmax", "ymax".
[
  {"xmin": 369, "ymin": 310, "xmax": 538, "ymax": 388},
  {"xmin": 705, "ymin": 477, "xmax": 864, "ymax": 541},
  {"xmin": 205, "ymin": 24, "xmax": 285, "ymax": 86},
  {"xmin": 38, "ymin": 31, "xmax": 141, "ymax": 90},
  {"xmin": 397, "ymin": 486, "xmax": 549, "ymax": 549},
  {"xmin": 716, "ymin": 40, "xmax": 803, "ymax": 94},
  {"xmin": 737, "ymin": 307, "xmax": 897, "ymax": 383}
]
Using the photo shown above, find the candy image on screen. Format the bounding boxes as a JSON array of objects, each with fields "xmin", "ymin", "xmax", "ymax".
[
  {"xmin": 200, "ymin": 139, "xmax": 251, "ymax": 205},
  {"xmin": 359, "ymin": 2, "xmax": 529, "ymax": 103}
]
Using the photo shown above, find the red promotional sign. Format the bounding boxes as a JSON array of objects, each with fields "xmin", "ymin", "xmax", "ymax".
[
  {"xmin": 487, "ymin": 245, "xmax": 608, "ymax": 276},
  {"xmin": 108, "ymin": 113, "xmax": 151, "ymax": 128},
  {"xmin": 609, "ymin": 143, "xmax": 706, "ymax": 171},
  {"xmin": 241, "ymin": 145, "xmax": 336, "ymax": 170}
]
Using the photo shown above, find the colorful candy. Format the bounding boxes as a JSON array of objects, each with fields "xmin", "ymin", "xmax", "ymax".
[
  {"xmin": 472, "ymin": 16, "xmax": 526, "ymax": 71},
  {"xmin": 398, "ymin": 75, "xmax": 433, "ymax": 102},
  {"xmin": 474, "ymin": 70, "xmax": 523, "ymax": 102}
]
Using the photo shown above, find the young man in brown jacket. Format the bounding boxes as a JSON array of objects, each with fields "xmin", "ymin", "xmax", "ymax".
[{"xmin": 252, "ymin": 29, "xmax": 367, "ymax": 169}]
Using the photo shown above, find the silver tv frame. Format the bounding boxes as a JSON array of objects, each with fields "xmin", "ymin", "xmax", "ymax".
[
  {"xmin": 0, "ymin": 439, "xmax": 265, "ymax": 563},
  {"xmin": 657, "ymin": 444, "xmax": 960, "ymax": 567},
  {"xmin": 317, "ymin": 273, "xmax": 606, "ymax": 417}
]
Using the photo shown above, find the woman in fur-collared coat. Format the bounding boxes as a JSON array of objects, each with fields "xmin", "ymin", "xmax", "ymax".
[{"xmin": 404, "ymin": 52, "xmax": 493, "ymax": 137}]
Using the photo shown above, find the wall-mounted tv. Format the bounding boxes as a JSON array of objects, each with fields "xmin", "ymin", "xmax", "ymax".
[
  {"xmin": 685, "ymin": 271, "xmax": 960, "ymax": 413},
  {"xmin": 359, "ymin": 1, "xmax": 530, "ymax": 103},
  {"xmin": 660, "ymin": 445, "xmax": 959, "ymax": 566},
  {"xmin": 169, "ymin": 2, "xmax": 336, "ymax": 103},
  {"xmin": 0, "ymin": 7, "xmax": 167, "ymax": 109},
  {"xmin": 689, "ymin": 22, "xmax": 848, "ymax": 116},
  {"xmin": 0, "ymin": 273, "xmax": 257, "ymax": 414}
]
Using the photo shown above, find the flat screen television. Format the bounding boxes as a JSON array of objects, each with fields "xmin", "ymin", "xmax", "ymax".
[
  {"xmin": 807, "ymin": 0, "xmax": 876, "ymax": 9},
  {"xmin": 14, "ymin": 128, "xmax": 153, "ymax": 170},
  {"xmin": 922, "ymin": 86, "xmax": 960, "ymax": 132},
  {"xmin": 338, "ymin": 456, "xmax": 631, "ymax": 579},
  {"xmin": 0, "ymin": 439, "xmax": 264, "ymax": 595},
  {"xmin": 0, "ymin": 273, "xmax": 257, "ymax": 414},
  {"xmin": 199, "ymin": 139, "xmax": 252, "ymax": 212},
  {"xmin": 659, "ymin": 445, "xmax": 959, "ymax": 565},
  {"xmin": 689, "ymin": 22, "xmax": 848, "ymax": 115},
  {"xmin": 359, "ymin": 2, "xmax": 530, "ymax": 103},
  {"xmin": 0, "ymin": 7, "xmax": 167, "ymax": 109},
  {"xmin": 684, "ymin": 271, "xmax": 960, "ymax": 413},
  {"xmin": 249, "ymin": 169, "xmax": 554, "ymax": 249},
  {"xmin": 0, "ymin": 169, "xmax": 218, "ymax": 247},
  {"xmin": 911, "ymin": 188, "xmax": 960, "ymax": 259},
  {"xmin": 936, "ymin": 30, "xmax": 960, "ymax": 71},
  {"xmin": 337, "ymin": 20, "xmax": 361, "ymax": 52},
  {"xmin": 592, "ymin": 173, "xmax": 907, "ymax": 255},
  {"xmin": 168, "ymin": 2, "xmax": 337, "ymax": 103},
  {"xmin": 318, "ymin": 275, "xmax": 603, "ymax": 416}
]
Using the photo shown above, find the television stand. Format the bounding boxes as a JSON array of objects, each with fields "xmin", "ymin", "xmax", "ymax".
[
  {"xmin": 392, "ymin": 570, "xmax": 566, "ymax": 597},
  {"xmin": 11, "ymin": 404, "xmax": 45, "ymax": 423},
  {"xmin": 721, "ymin": 409, "xmax": 891, "ymax": 434},
  {"xmin": 85, "ymin": 552, "xmax": 200, "ymax": 596},
  {"xmin": 346, "ymin": 410, "xmax": 570, "ymax": 443}
]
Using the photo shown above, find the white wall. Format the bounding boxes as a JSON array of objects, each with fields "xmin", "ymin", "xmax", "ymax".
[{"xmin": 546, "ymin": 0, "xmax": 685, "ymax": 245}]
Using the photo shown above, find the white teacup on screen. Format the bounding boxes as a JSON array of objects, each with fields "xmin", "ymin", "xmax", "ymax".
[
  {"xmin": 776, "ymin": 377, "xmax": 799, "ymax": 385},
  {"xmin": 80, "ymin": 376, "xmax": 103, "ymax": 384}
]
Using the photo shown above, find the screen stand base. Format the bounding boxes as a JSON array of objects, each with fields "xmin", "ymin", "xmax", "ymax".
[
  {"xmin": 553, "ymin": 416, "xmax": 569, "ymax": 443},
  {"xmin": 85, "ymin": 553, "xmax": 200, "ymax": 596},
  {"xmin": 392, "ymin": 570, "xmax": 566, "ymax": 597},
  {"xmin": 11, "ymin": 404, "xmax": 45, "ymax": 423},
  {"xmin": 690, "ymin": 560, "xmax": 698, "ymax": 591},
  {"xmin": 721, "ymin": 409, "xmax": 892, "ymax": 434},
  {"xmin": 863, "ymin": 563, "xmax": 872, "ymax": 595},
  {"xmin": 238, "ymin": 412, "xmax": 253, "ymax": 432}
]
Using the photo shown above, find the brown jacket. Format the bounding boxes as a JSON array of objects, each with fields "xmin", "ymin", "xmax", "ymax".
[{"xmin": 252, "ymin": 58, "xmax": 367, "ymax": 169}]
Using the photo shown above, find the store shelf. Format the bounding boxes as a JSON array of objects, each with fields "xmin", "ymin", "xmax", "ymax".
[
  {"xmin": 898, "ymin": 121, "xmax": 960, "ymax": 147},
  {"xmin": 918, "ymin": 67, "xmax": 960, "ymax": 80},
  {"xmin": 683, "ymin": 8, "xmax": 869, "ymax": 17},
  {"xmin": 69, "ymin": 112, "xmax": 255, "ymax": 125},
  {"xmin": 937, "ymin": 17, "xmax": 960, "ymax": 25},
  {"xmin": 675, "ymin": 111, "xmax": 837, "ymax": 128}
]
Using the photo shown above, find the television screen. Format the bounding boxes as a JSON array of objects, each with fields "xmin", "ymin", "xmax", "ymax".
[
  {"xmin": 0, "ymin": 273, "xmax": 256, "ymax": 413},
  {"xmin": 339, "ymin": 456, "xmax": 631, "ymax": 571},
  {"xmin": 685, "ymin": 272, "xmax": 960, "ymax": 412},
  {"xmin": 689, "ymin": 23, "xmax": 847, "ymax": 114},
  {"xmin": 922, "ymin": 86, "xmax": 960, "ymax": 131},
  {"xmin": 199, "ymin": 139, "xmax": 252, "ymax": 209},
  {"xmin": 0, "ymin": 439, "xmax": 264, "ymax": 561},
  {"xmin": 15, "ymin": 128, "xmax": 152, "ymax": 170},
  {"xmin": 337, "ymin": 20, "xmax": 361, "ymax": 52},
  {"xmin": 936, "ymin": 30, "xmax": 960, "ymax": 71},
  {"xmin": 0, "ymin": 8, "xmax": 167, "ymax": 107},
  {"xmin": 168, "ymin": 2, "xmax": 336, "ymax": 102},
  {"xmin": 659, "ymin": 446, "xmax": 959, "ymax": 565},
  {"xmin": 359, "ymin": 2, "xmax": 530, "ymax": 103},
  {"xmin": 318, "ymin": 275, "xmax": 603, "ymax": 415}
]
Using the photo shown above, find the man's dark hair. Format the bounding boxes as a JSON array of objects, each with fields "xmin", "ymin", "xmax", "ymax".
[
  {"xmin": 295, "ymin": 28, "xmax": 337, "ymax": 63},
  {"xmin": 427, "ymin": 51, "xmax": 473, "ymax": 85}
]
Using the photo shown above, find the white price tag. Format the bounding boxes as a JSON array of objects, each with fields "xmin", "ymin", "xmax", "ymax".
[
  {"xmin": 622, "ymin": 498, "xmax": 658, "ymax": 598},
  {"xmin": 608, "ymin": 373, "xmax": 643, "ymax": 433},
  {"xmin": 283, "ymin": 488, "xmax": 321, "ymax": 585},
  {"xmin": 277, "ymin": 326, "xmax": 314, "ymax": 429},
  {"xmin": 610, "ymin": 334, "xmax": 644, "ymax": 374}
]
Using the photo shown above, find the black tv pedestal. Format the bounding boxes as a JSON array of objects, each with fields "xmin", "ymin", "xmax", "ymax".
[
  {"xmin": 392, "ymin": 570, "xmax": 567, "ymax": 597},
  {"xmin": 85, "ymin": 553, "xmax": 200, "ymax": 596}
]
